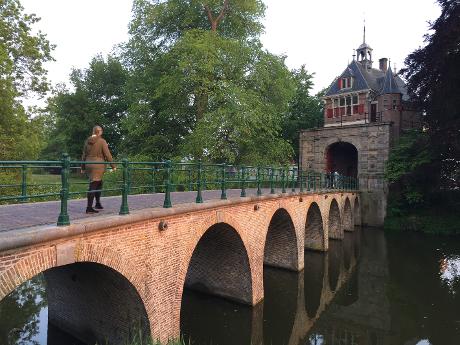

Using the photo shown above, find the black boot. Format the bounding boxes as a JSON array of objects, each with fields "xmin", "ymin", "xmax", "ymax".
[
  {"xmin": 86, "ymin": 181, "xmax": 99, "ymax": 214},
  {"xmin": 95, "ymin": 181, "xmax": 104, "ymax": 209}
]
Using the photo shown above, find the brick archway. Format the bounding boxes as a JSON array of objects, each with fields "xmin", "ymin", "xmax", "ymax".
[
  {"xmin": 305, "ymin": 202, "xmax": 326, "ymax": 251},
  {"xmin": 0, "ymin": 244, "xmax": 149, "ymax": 344},
  {"xmin": 264, "ymin": 208, "xmax": 299, "ymax": 271},
  {"xmin": 182, "ymin": 222, "xmax": 253, "ymax": 305},
  {"xmin": 343, "ymin": 197, "xmax": 353, "ymax": 232},
  {"xmin": 328, "ymin": 199, "xmax": 343, "ymax": 239}
]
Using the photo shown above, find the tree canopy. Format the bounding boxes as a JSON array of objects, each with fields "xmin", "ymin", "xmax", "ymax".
[{"xmin": 0, "ymin": 0, "xmax": 54, "ymax": 160}]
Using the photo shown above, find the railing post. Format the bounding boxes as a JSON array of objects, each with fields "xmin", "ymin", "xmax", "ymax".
[
  {"xmin": 291, "ymin": 167, "xmax": 296, "ymax": 192},
  {"xmin": 163, "ymin": 160, "xmax": 172, "ymax": 208},
  {"xmin": 313, "ymin": 172, "xmax": 317, "ymax": 191},
  {"xmin": 281, "ymin": 168, "xmax": 286, "ymax": 193},
  {"xmin": 270, "ymin": 167, "xmax": 275, "ymax": 194},
  {"xmin": 151, "ymin": 166, "xmax": 156, "ymax": 193},
  {"xmin": 240, "ymin": 165, "xmax": 246, "ymax": 197},
  {"xmin": 57, "ymin": 153, "xmax": 70, "ymax": 226},
  {"xmin": 20, "ymin": 164, "xmax": 27, "ymax": 203},
  {"xmin": 196, "ymin": 160, "xmax": 203, "ymax": 203},
  {"xmin": 220, "ymin": 163, "xmax": 227, "ymax": 200},
  {"xmin": 119, "ymin": 158, "xmax": 130, "ymax": 215},
  {"xmin": 257, "ymin": 166, "xmax": 262, "ymax": 196},
  {"xmin": 299, "ymin": 169, "xmax": 304, "ymax": 193},
  {"xmin": 188, "ymin": 169, "xmax": 192, "ymax": 191}
]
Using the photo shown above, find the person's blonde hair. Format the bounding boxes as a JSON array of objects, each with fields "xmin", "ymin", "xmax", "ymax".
[{"xmin": 92, "ymin": 125, "xmax": 103, "ymax": 135}]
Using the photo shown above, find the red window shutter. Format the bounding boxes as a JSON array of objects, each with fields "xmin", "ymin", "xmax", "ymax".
[
  {"xmin": 358, "ymin": 104, "xmax": 364, "ymax": 114},
  {"xmin": 327, "ymin": 108, "xmax": 333, "ymax": 118},
  {"xmin": 338, "ymin": 79, "xmax": 342, "ymax": 89},
  {"xmin": 334, "ymin": 108, "xmax": 339, "ymax": 117}
]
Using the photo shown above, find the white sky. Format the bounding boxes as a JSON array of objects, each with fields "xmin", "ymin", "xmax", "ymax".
[{"xmin": 20, "ymin": 0, "xmax": 440, "ymax": 101}]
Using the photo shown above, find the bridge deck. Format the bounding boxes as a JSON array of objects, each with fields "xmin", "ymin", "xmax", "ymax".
[{"xmin": 0, "ymin": 188, "xmax": 294, "ymax": 232}]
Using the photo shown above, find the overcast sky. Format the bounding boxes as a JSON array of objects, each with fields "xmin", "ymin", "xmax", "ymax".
[{"xmin": 20, "ymin": 0, "xmax": 440, "ymax": 101}]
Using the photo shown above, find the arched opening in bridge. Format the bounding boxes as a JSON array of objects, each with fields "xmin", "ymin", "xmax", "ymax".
[
  {"xmin": 264, "ymin": 209, "xmax": 299, "ymax": 271},
  {"xmin": 328, "ymin": 240, "xmax": 343, "ymax": 292},
  {"xmin": 328, "ymin": 199, "xmax": 343, "ymax": 239},
  {"xmin": 305, "ymin": 202, "xmax": 325, "ymax": 251},
  {"xmin": 325, "ymin": 142, "xmax": 358, "ymax": 178},
  {"xmin": 181, "ymin": 223, "xmax": 254, "ymax": 344},
  {"xmin": 182, "ymin": 222, "xmax": 253, "ymax": 305},
  {"xmin": 0, "ymin": 263, "xmax": 150, "ymax": 345},
  {"xmin": 304, "ymin": 251, "xmax": 326, "ymax": 318},
  {"xmin": 343, "ymin": 198, "xmax": 353, "ymax": 232},
  {"xmin": 354, "ymin": 198, "xmax": 361, "ymax": 226}
]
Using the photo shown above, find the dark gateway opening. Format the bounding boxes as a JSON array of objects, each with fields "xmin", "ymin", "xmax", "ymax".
[{"xmin": 326, "ymin": 142, "xmax": 358, "ymax": 177}]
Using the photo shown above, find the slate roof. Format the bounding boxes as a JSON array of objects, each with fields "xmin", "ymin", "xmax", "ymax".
[{"xmin": 325, "ymin": 60, "xmax": 409, "ymax": 100}]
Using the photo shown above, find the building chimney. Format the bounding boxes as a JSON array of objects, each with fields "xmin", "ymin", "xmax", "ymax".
[{"xmin": 379, "ymin": 58, "xmax": 388, "ymax": 72}]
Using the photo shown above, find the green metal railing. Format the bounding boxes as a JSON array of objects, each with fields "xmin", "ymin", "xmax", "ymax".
[{"xmin": 0, "ymin": 154, "xmax": 359, "ymax": 226}]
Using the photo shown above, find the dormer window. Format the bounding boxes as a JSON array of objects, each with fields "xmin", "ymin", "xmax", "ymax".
[{"xmin": 339, "ymin": 77, "xmax": 353, "ymax": 89}]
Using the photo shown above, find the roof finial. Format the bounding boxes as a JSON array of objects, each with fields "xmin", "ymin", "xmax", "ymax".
[{"xmin": 363, "ymin": 18, "xmax": 366, "ymax": 44}]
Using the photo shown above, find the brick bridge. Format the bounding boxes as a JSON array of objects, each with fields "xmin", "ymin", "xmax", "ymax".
[{"xmin": 0, "ymin": 190, "xmax": 360, "ymax": 343}]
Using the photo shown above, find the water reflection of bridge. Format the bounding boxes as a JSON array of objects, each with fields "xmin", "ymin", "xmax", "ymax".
[{"xmin": 181, "ymin": 228, "xmax": 391, "ymax": 345}]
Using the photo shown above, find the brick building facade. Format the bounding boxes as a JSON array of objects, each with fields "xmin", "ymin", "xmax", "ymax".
[{"xmin": 299, "ymin": 31, "xmax": 420, "ymax": 226}]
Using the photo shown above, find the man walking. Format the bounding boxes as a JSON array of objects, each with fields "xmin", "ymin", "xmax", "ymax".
[{"xmin": 81, "ymin": 125, "xmax": 116, "ymax": 213}]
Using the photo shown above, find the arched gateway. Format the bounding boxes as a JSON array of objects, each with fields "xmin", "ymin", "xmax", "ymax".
[{"xmin": 326, "ymin": 141, "xmax": 358, "ymax": 178}]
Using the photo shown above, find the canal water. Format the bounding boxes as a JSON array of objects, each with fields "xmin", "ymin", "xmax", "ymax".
[{"xmin": 1, "ymin": 228, "xmax": 460, "ymax": 344}]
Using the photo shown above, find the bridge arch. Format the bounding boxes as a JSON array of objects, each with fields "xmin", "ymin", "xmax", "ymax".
[
  {"xmin": 305, "ymin": 202, "xmax": 326, "ymax": 251},
  {"xmin": 328, "ymin": 199, "xmax": 343, "ymax": 239},
  {"xmin": 182, "ymin": 222, "xmax": 253, "ymax": 305},
  {"xmin": 304, "ymin": 251, "xmax": 326, "ymax": 318},
  {"xmin": 0, "ymin": 247, "xmax": 149, "ymax": 345},
  {"xmin": 264, "ymin": 208, "xmax": 299, "ymax": 271},
  {"xmin": 343, "ymin": 197, "xmax": 353, "ymax": 232},
  {"xmin": 354, "ymin": 197, "xmax": 361, "ymax": 226}
]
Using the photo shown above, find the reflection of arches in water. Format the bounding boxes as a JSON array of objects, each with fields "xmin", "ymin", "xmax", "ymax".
[
  {"xmin": 180, "ymin": 289, "xmax": 254, "ymax": 345},
  {"xmin": 183, "ymin": 223, "xmax": 252, "ymax": 304},
  {"xmin": 328, "ymin": 199, "xmax": 343, "ymax": 239},
  {"xmin": 304, "ymin": 251, "xmax": 326, "ymax": 318},
  {"xmin": 334, "ymin": 267, "xmax": 359, "ymax": 307},
  {"xmin": 326, "ymin": 142, "xmax": 358, "ymax": 178},
  {"xmin": 264, "ymin": 208, "xmax": 299, "ymax": 270},
  {"xmin": 343, "ymin": 198, "xmax": 353, "ymax": 232},
  {"xmin": 328, "ymin": 240, "xmax": 343, "ymax": 292},
  {"xmin": 343, "ymin": 232, "xmax": 353, "ymax": 270},
  {"xmin": 305, "ymin": 202, "xmax": 325, "ymax": 251},
  {"xmin": 0, "ymin": 263, "xmax": 150, "ymax": 345},
  {"xmin": 263, "ymin": 267, "xmax": 299, "ymax": 345},
  {"xmin": 354, "ymin": 198, "xmax": 361, "ymax": 226}
]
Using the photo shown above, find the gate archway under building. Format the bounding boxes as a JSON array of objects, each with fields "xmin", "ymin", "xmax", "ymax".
[{"xmin": 325, "ymin": 142, "xmax": 358, "ymax": 178}]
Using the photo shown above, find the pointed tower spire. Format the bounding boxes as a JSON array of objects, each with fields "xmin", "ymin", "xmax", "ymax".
[{"xmin": 363, "ymin": 18, "xmax": 366, "ymax": 43}]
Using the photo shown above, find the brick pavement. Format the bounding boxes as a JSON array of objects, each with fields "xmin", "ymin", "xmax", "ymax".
[{"xmin": 0, "ymin": 188, "xmax": 283, "ymax": 231}]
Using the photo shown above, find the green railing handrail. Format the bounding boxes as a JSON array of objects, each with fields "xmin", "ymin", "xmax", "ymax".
[{"xmin": 0, "ymin": 155, "xmax": 359, "ymax": 226}]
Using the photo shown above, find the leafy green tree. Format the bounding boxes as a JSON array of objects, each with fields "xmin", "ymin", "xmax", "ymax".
[
  {"xmin": 282, "ymin": 66, "xmax": 324, "ymax": 160},
  {"xmin": 0, "ymin": 0, "xmax": 54, "ymax": 160},
  {"xmin": 123, "ymin": 0, "xmax": 294, "ymax": 164},
  {"xmin": 43, "ymin": 55, "xmax": 129, "ymax": 159},
  {"xmin": 400, "ymin": 0, "xmax": 460, "ymax": 190}
]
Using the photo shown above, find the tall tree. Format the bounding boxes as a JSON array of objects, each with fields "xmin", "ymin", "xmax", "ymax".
[
  {"xmin": 282, "ymin": 66, "xmax": 324, "ymax": 161},
  {"xmin": 43, "ymin": 56, "xmax": 129, "ymax": 159},
  {"xmin": 0, "ymin": 0, "xmax": 54, "ymax": 160},
  {"xmin": 400, "ymin": 0, "xmax": 460, "ymax": 190},
  {"xmin": 123, "ymin": 0, "xmax": 294, "ymax": 164}
]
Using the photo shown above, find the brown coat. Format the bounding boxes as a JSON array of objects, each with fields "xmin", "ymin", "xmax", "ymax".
[{"xmin": 81, "ymin": 135, "xmax": 115, "ymax": 181}]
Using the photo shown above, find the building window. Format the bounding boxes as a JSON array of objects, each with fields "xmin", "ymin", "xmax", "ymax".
[
  {"xmin": 338, "ymin": 77, "xmax": 353, "ymax": 89},
  {"xmin": 352, "ymin": 95, "xmax": 358, "ymax": 104},
  {"xmin": 392, "ymin": 99, "xmax": 397, "ymax": 110}
]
